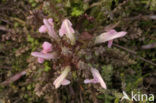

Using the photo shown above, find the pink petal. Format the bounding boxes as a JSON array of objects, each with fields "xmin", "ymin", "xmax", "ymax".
[
  {"xmin": 31, "ymin": 52, "xmax": 56, "ymax": 60},
  {"xmin": 107, "ymin": 29, "xmax": 117, "ymax": 35},
  {"xmin": 84, "ymin": 68, "xmax": 107, "ymax": 89},
  {"xmin": 64, "ymin": 19, "xmax": 75, "ymax": 34},
  {"xmin": 59, "ymin": 25, "xmax": 66, "ymax": 37},
  {"xmin": 61, "ymin": 79, "xmax": 70, "ymax": 85},
  {"xmin": 84, "ymin": 79, "xmax": 98, "ymax": 84},
  {"xmin": 48, "ymin": 18, "xmax": 53, "ymax": 24},
  {"xmin": 37, "ymin": 57, "xmax": 45, "ymax": 63},
  {"xmin": 66, "ymin": 19, "xmax": 72, "ymax": 26},
  {"xmin": 59, "ymin": 19, "xmax": 75, "ymax": 44},
  {"xmin": 42, "ymin": 41, "xmax": 52, "ymax": 53},
  {"xmin": 39, "ymin": 25, "xmax": 47, "ymax": 33},
  {"xmin": 91, "ymin": 68, "xmax": 107, "ymax": 89},
  {"xmin": 108, "ymin": 40, "xmax": 113, "ymax": 48},
  {"xmin": 48, "ymin": 18, "xmax": 54, "ymax": 28},
  {"xmin": 107, "ymin": 29, "xmax": 116, "ymax": 48},
  {"xmin": 84, "ymin": 79, "xmax": 92, "ymax": 84},
  {"xmin": 70, "ymin": 27, "xmax": 75, "ymax": 34},
  {"xmin": 43, "ymin": 19, "xmax": 58, "ymax": 39},
  {"xmin": 95, "ymin": 30, "xmax": 127, "ymax": 44},
  {"xmin": 53, "ymin": 66, "xmax": 71, "ymax": 89}
]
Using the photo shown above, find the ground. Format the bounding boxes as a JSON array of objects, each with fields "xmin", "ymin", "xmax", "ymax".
[{"xmin": 0, "ymin": 0, "xmax": 156, "ymax": 103}]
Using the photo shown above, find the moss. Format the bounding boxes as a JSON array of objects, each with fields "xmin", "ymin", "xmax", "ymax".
[
  {"xmin": 0, "ymin": 0, "xmax": 156, "ymax": 103},
  {"xmin": 43, "ymin": 62, "xmax": 51, "ymax": 72}
]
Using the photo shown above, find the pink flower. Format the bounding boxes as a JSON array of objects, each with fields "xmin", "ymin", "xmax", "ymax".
[
  {"xmin": 39, "ymin": 18, "xmax": 53, "ymax": 33},
  {"xmin": 39, "ymin": 18, "xmax": 58, "ymax": 39},
  {"xmin": 31, "ymin": 42, "xmax": 54, "ymax": 63},
  {"xmin": 31, "ymin": 52, "xmax": 56, "ymax": 60},
  {"xmin": 39, "ymin": 25, "xmax": 47, "ymax": 33},
  {"xmin": 84, "ymin": 68, "xmax": 107, "ymax": 89},
  {"xmin": 42, "ymin": 41, "xmax": 52, "ymax": 53},
  {"xmin": 37, "ymin": 58, "xmax": 45, "ymax": 63},
  {"xmin": 95, "ymin": 29, "xmax": 127, "ymax": 48},
  {"xmin": 59, "ymin": 19, "xmax": 75, "ymax": 45},
  {"xmin": 53, "ymin": 66, "xmax": 71, "ymax": 89}
]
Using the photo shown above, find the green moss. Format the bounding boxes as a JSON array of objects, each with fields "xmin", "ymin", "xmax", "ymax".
[
  {"xmin": 1, "ymin": 0, "xmax": 156, "ymax": 102},
  {"xmin": 28, "ymin": 0, "xmax": 38, "ymax": 8},
  {"xmin": 71, "ymin": 7, "xmax": 84, "ymax": 17},
  {"xmin": 43, "ymin": 62, "xmax": 51, "ymax": 72},
  {"xmin": 27, "ymin": 34, "xmax": 39, "ymax": 50}
]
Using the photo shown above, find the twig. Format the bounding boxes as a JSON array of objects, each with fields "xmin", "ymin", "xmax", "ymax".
[
  {"xmin": 0, "ymin": 25, "xmax": 12, "ymax": 32},
  {"xmin": 0, "ymin": 18, "xmax": 11, "ymax": 24},
  {"xmin": 0, "ymin": 66, "xmax": 11, "ymax": 69},
  {"xmin": 10, "ymin": 17, "xmax": 26, "ymax": 26},
  {"xmin": 149, "ymin": 15, "xmax": 156, "ymax": 20},
  {"xmin": 103, "ymin": 21, "xmax": 121, "ymax": 31},
  {"xmin": 123, "ymin": 15, "xmax": 156, "ymax": 21},
  {"xmin": 113, "ymin": 44, "xmax": 156, "ymax": 66},
  {"xmin": 142, "ymin": 42, "xmax": 156, "ymax": 49},
  {"xmin": 113, "ymin": 44, "xmax": 137, "ymax": 54},
  {"xmin": 13, "ymin": 98, "xmax": 22, "ymax": 103},
  {"xmin": 1, "ymin": 70, "xmax": 27, "ymax": 86},
  {"xmin": 112, "ymin": 0, "xmax": 130, "ymax": 13},
  {"xmin": 90, "ymin": 1, "xmax": 106, "ymax": 8},
  {"xmin": 0, "ymin": 26, "xmax": 7, "ymax": 31},
  {"xmin": 137, "ymin": 56, "xmax": 156, "ymax": 66},
  {"xmin": 91, "ymin": 88, "xmax": 98, "ymax": 103}
]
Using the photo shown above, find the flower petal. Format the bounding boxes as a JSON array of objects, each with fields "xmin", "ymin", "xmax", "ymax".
[
  {"xmin": 42, "ymin": 41, "xmax": 52, "ymax": 53},
  {"xmin": 59, "ymin": 23, "xmax": 66, "ymax": 37},
  {"xmin": 91, "ymin": 68, "xmax": 107, "ymax": 89},
  {"xmin": 107, "ymin": 29, "xmax": 117, "ymax": 35},
  {"xmin": 43, "ymin": 19, "xmax": 58, "ymax": 39},
  {"xmin": 95, "ymin": 30, "xmax": 127, "ymax": 44},
  {"xmin": 108, "ymin": 40, "xmax": 113, "ymax": 48},
  {"xmin": 48, "ymin": 18, "xmax": 53, "ymax": 25},
  {"xmin": 61, "ymin": 79, "xmax": 70, "ymax": 85},
  {"xmin": 37, "ymin": 57, "xmax": 45, "ymax": 63},
  {"xmin": 59, "ymin": 19, "xmax": 75, "ymax": 45},
  {"xmin": 84, "ymin": 79, "xmax": 98, "ymax": 84},
  {"xmin": 39, "ymin": 25, "xmax": 47, "ymax": 33},
  {"xmin": 53, "ymin": 66, "xmax": 71, "ymax": 89},
  {"xmin": 31, "ymin": 52, "xmax": 56, "ymax": 60}
]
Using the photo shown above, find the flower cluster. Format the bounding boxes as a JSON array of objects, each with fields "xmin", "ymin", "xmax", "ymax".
[
  {"xmin": 31, "ymin": 18, "xmax": 127, "ymax": 89},
  {"xmin": 31, "ymin": 42, "xmax": 52, "ymax": 63},
  {"xmin": 31, "ymin": 41, "xmax": 56, "ymax": 63}
]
